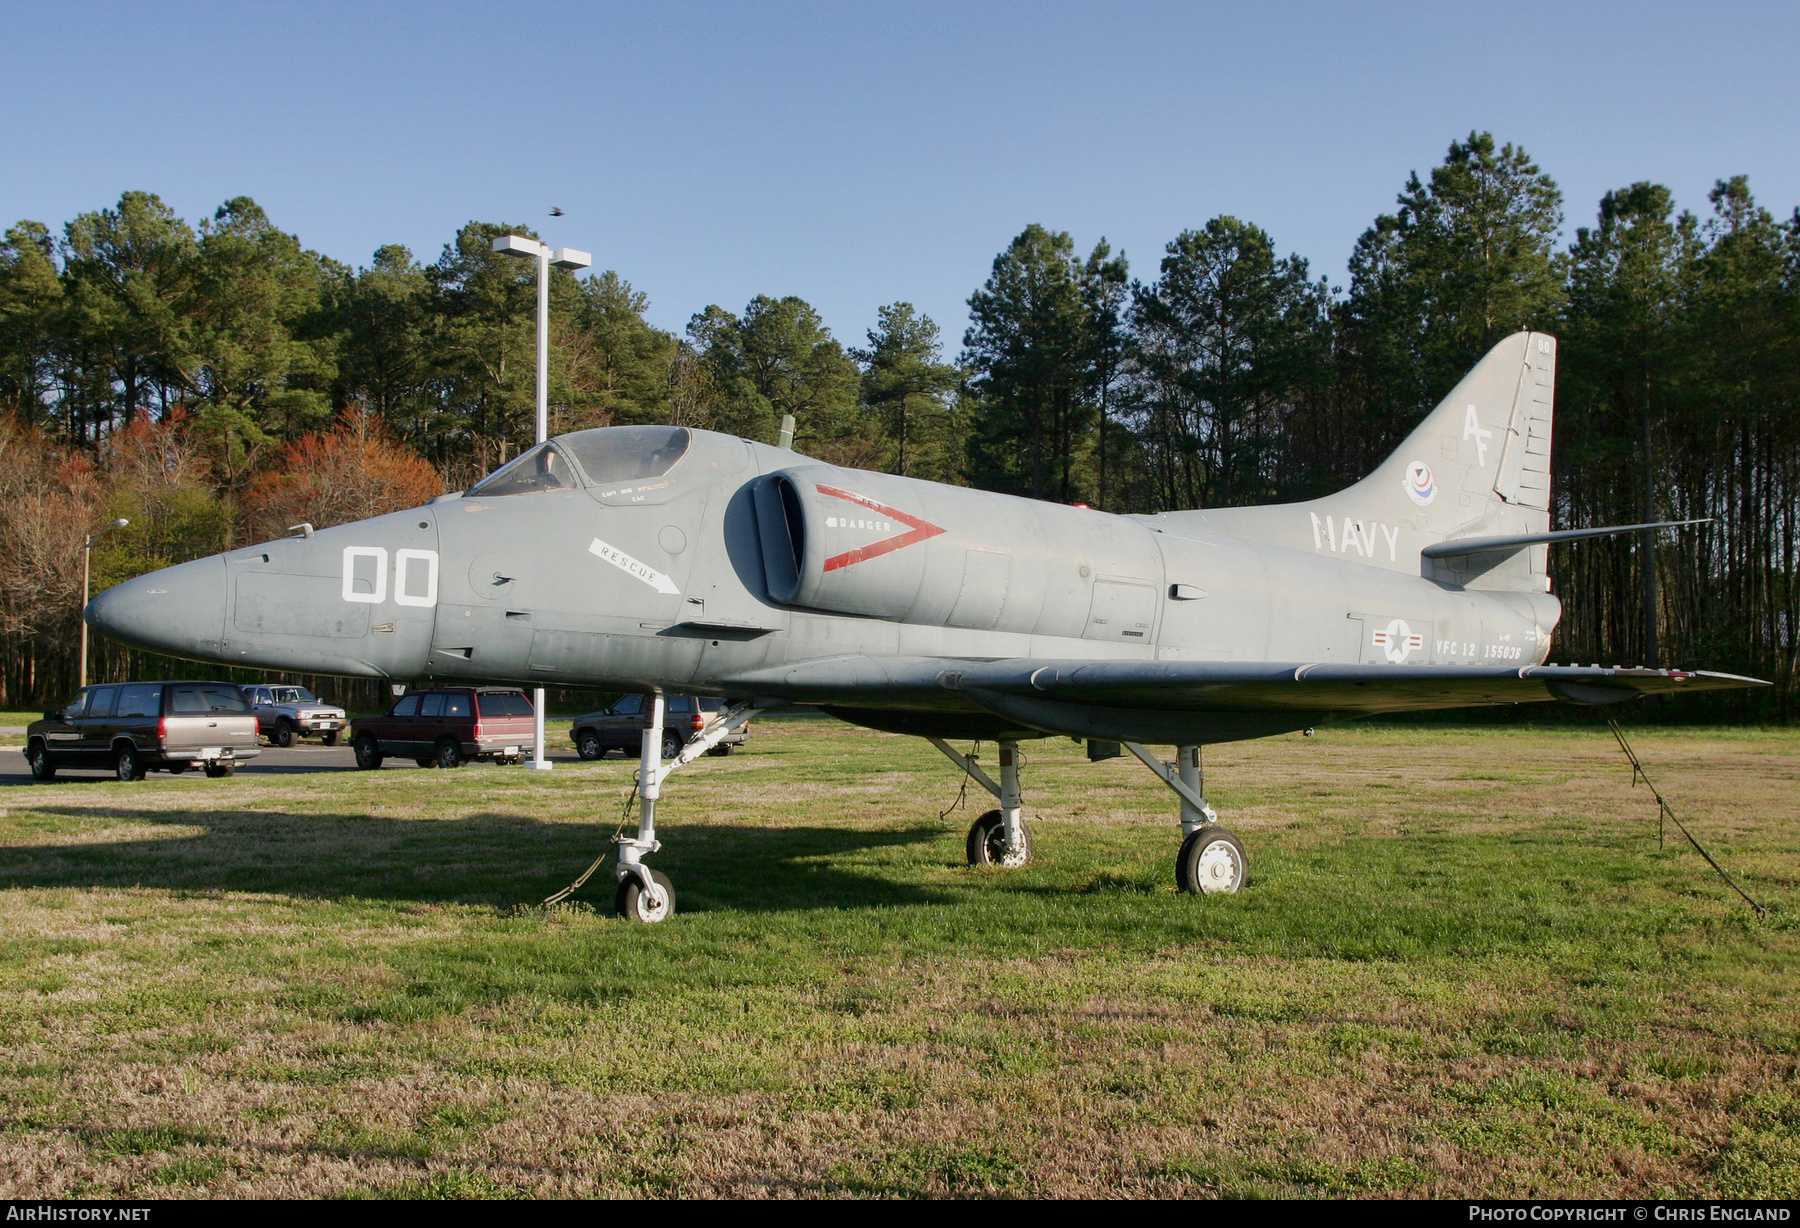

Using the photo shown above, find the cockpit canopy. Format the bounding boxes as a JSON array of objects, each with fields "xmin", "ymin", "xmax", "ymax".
[{"xmin": 467, "ymin": 426, "xmax": 692, "ymax": 498}]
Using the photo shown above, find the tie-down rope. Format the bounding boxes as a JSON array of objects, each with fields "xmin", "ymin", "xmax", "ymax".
[
  {"xmin": 1605, "ymin": 715, "xmax": 1766, "ymax": 920},
  {"xmin": 541, "ymin": 779, "xmax": 641, "ymax": 908}
]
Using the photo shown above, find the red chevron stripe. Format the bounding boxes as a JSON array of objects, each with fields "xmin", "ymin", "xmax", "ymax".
[{"xmin": 817, "ymin": 483, "xmax": 945, "ymax": 572}]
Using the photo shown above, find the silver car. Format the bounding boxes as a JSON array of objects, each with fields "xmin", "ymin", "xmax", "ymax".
[{"xmin": 240, "ymin": 684, "xmax": 348, "ymax": 747}]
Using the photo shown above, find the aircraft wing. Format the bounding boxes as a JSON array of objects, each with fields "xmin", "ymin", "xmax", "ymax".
[
  {"xmin": 729, "ymin": 657, "xmax": 1767, "ymax": 743},
  {"xmin": 957, "ymin": 660, "xmax": 1765, "ymax": 711}
]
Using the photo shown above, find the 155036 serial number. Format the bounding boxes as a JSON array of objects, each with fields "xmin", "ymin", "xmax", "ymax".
[{"xmin": 1435, "ymin": 641, "xmax": 1526, "ymax": 661}]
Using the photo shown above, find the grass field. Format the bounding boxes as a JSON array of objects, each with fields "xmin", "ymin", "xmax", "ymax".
[{"xmin": 0, "ymin": 718, "xmax": 1795, "ymax": 1199}]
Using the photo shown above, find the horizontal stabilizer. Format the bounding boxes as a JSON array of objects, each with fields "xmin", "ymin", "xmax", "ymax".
[{"xmin": 1421, "ymin": 519, "xmax": 1712, "ymax": 560}]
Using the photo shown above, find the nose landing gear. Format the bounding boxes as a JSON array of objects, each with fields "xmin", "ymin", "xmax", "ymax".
[{"xmin": 609, "ymin": 693, "xmax": 766, "ymax": 923}]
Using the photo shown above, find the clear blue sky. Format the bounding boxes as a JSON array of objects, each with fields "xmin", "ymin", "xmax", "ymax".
[{"xmin": 4, "ymin": 0, "xmax": 1795, "ymax": 349}]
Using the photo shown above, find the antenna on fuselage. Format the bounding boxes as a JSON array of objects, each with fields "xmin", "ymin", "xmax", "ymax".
[{"xmin": 777, "ymin": 414, "xmax": 795, "ymax": 450}]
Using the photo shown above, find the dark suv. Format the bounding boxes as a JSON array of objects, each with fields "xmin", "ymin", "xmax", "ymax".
[
  {"xmin": 26, "ymin": 681, "xmax": 261, "ymax": 781},
  {"xmin": 350, "ymin": 688, "xmax": 536, "ymax": 770},
  {"xmin": 569, "ymin": 694, "xmax": 749, "ymax": 761}
]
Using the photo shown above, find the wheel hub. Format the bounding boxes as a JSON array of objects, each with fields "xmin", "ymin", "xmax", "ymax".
[{"xmin": 1196, "ymin": 840, "xmax": 1240, "ymax": 892}]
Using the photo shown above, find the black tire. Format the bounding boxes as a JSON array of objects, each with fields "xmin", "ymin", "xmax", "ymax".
[
  {"xmin": 321, "ymin": 731, "xmax": 339, "ymax": 747},
  {"xmin": 353, "ymin": 734, "xmax": 385, "ymax": 770},
  {"xmin": 26, "ymin": 741, "xmax": 55, "ymax": 781},
  {"xmin": 435, "ymin": 739, "xmax": 463, "ymax": 769},
  {"xmin": 614, "ymin": 869, "xmax": 676, "ymax": 923},
  {"xmin": 167, "ymin": 763, "xmax": 189, "ymax": 775},
  {"xmin": 272, "ymin": 720, "xmax": 294, "ymax": 748},
  {"xmin": 114, "ymin": 745, "xmax": 146, "ymax": 782},
  {"xmin": 706, "ymin": 742, "xmax": 733, "ymax": 757},
  {"xmin": 966, "ymin": 808, "xmax": 1032, "ymax": 868},
  {"xmin": 204, "ymin": 762, "xmax": 235, "ymax": 779},
  {"xmin": 414, "ymin": 757, "xmax": 436, "ymax": 768},
  {"xmin": 1175, "ymin": 827, "xmax": 1248, "ymax": 895},
  {"xmin": 660, "ymin": 732, "xmax": 682, "ymax": 761},
  {"xmin": 576, "ymin": 730, "xmax": 603, "ymax": 761}
]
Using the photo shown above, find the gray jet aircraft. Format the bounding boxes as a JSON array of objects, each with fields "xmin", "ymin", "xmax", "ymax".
[{"xmin": 86, "ymin": 332, "xmax": 1764, "ymax": 920}]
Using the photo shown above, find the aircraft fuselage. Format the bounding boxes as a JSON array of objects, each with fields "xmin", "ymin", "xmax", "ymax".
[{"xmin": 88, "ymin": 426, "xmax": 1558, "ymax": 742}]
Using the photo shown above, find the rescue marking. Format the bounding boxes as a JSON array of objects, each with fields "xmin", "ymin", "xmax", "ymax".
[
  {"xmin": 588, "ymin": 537, "xmax": 681, "ymax": 594},
  {"xmin": 816, "ymin": 484, "xmax": 945, "ymax": 572},
  {"xmin": 1372, "ymin": 618, "xmax": 1424, "ymax": 664}
]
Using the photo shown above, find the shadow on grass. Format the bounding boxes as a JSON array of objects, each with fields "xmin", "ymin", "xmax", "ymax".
[{"xmin": 0, "ymin": 806, "xmax": 949, "ymax": 913}]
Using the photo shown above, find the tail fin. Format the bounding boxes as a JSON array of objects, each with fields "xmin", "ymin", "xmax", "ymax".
[
  {"xmin": 1147, "ymin": 331, "xmax": 1558, "ymax": 590},
  {"xmin": 1348, "ymin": 330, "xmax": 1555, "ymax": 538}
]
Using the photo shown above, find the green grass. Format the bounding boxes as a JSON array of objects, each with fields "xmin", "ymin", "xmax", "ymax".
[{"xmin": 0, "ymin": 722, "xmax": 1794, "ymax": 1197}]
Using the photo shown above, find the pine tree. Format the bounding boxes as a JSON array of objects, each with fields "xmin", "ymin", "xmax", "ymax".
[
  {"xmin": 1340, "ymin": 133, "xmax": 1564, "ymax": 465},
  {"xmin": 1126, "ymin": 217, "xmax": 1330, "ymax": 510},
  {"xmin": 963, "ymin": 225, "xmax": 1120, "ymax": 502},
  {"xmin": 1560, "ymin": 182, "xmax": 1699, "ymax": 667},
  {"xmin": 854, "ymin": 302, "xmax": 961, "ymax": 480},
  {"xmin": 686, "ymin": 295, "xmax": 864, "ymax": 460},
  {"xmin": 0, "ymin": 222, "xmax": 65, "ymax": 425}
]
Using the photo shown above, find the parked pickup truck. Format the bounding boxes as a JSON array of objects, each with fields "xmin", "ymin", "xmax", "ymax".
[
  {"xmin": 350, "ymin": 687, "xmax": 536, "ymax": 770},
  {"xmin": 240, "ymin": 683, "xmax": 347, "ymax": 746},
  {"xmin": 26, "ymin": 680, "xmax": 261, "ymax": 781},
  {"xmin": 569, "ymin": 694, "xmax": 750, "ymax": 761}
]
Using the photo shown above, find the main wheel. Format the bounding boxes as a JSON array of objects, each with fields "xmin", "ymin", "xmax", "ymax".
[
  {"xmin": 26, "ymin": 742, "xmax": 55, "ymax": 781},
  {"xmin": 321, "ymin": 731, "xmax": 340, "ymax": 747},
  {"xmin": 706, "ymin": 742, "xmax": 733, "ymax": 757},
  {"xmin": 966, "ymin": 809, "xmax": 1032, "ymax": 868},
  {"xmin": 353, "ymin": 734, "xmax": 384, "ymax": 770},
  {"xmin": 114, "ymin": 745, "xmax": 146, "ymax": 782},
  {"xmin": 272, "ymin": 720, "xmax": 294, "ymax": 748},
  {"xmin": 1176, "ymin": 827, "xmax": 1248, "ymax": 895},
  {"xmin": 166, "ymin": 763, "xmax": 189, "ymax": 775},
  {"xmin": 660, "ymin": 732, "xmax": 681, "ymax": 761},
  {"xmin": 614, "ymin": 869, "xmax": 675, "ymax": 923},
  {"xmin": 204, "ymin": 762, "xmax": 235, "ymax": 778},
  {"xmin": 414, "ymin": 757, "xmax": 437, "ymax": 768},
  {"xmin": 435, "ymin": 739, "xmax": 463, "ymax": 769},
  {"xmin": 576, "ymin": 730, "xmax": 603, "ymax": 761}
]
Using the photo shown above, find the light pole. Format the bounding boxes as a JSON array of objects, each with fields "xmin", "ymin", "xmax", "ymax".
[
  {"xmin": 79, "ymin": 518, "xmax": 129, "ymax": 689},
  {"xmin": 493, "ymin": 233, "xmax": 592, "ymax": 771}
]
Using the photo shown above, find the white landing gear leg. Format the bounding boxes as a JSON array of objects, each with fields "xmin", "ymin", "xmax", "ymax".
[
  {"xmin": 1122, "ymin": 742, "xmax": 1247, "ymax": 895},
  {"xmin": 612, "ymin": 695, "xmax": 770, "ymax": 923},
  {"xmin": 615, "ymin": 692, "xmax": 674, "ymax": 922},
  {"xmin": 929, "ymin": 737, "xmax": 1033, "ymax": 868}
]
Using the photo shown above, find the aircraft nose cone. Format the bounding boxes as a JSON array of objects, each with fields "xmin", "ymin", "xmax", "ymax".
[{"xmin": 86, "ymin": 556, "xmax": 228, "ymax": 660}]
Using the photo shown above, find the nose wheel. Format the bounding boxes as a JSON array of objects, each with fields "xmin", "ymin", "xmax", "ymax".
[{"xmin": 615, "ymin": 869, "xmax": 675, "ymax": 923}]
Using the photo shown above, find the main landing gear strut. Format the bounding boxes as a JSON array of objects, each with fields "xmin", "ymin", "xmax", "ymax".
[
  {"xmin": 928, "ymin": 737, "xmax": 1247, "ymax": 894},
  {"xmin": 612, "ymin": 692, "xmax": 764, "ymax": 923},
  {"xmin": 1121, "ymin": 742, "xmax": 1247, "ymax": 894},
  {"xmin": 929, "ymin": 738, "xmax": 1033, "ymax": 868}
]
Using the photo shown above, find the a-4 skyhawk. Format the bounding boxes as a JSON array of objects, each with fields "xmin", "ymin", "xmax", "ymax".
[{"xmin": 83, "ymin": 332, "xmax": 1765, "ymax": 920}]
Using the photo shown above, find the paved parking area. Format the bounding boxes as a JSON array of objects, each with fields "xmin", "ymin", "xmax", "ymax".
[{"xmin": 0, "ymin": 741, "xmax": 585, "ymax": 785}]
